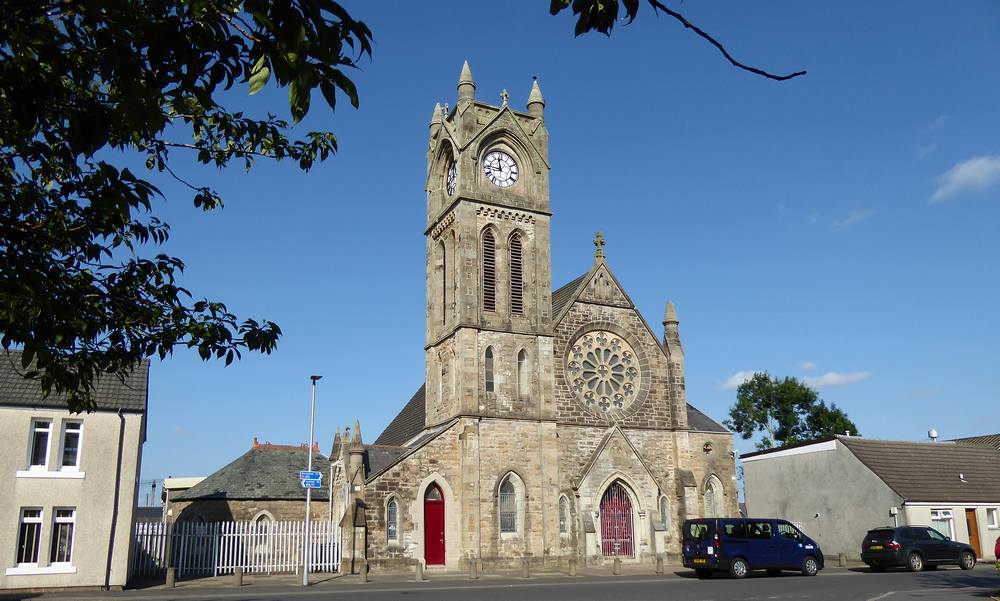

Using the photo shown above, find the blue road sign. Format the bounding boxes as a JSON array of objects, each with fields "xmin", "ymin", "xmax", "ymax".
[
  {"xmin": 301, "ymin": 479, "xmax": 322, "ymax": 489},
  {"xmin": 299, "ymin": 470, "xmax": 322, "ymax": 481}
]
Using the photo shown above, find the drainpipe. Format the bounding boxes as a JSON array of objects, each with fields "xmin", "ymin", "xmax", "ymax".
[{"xmin": 105, "ymin": 409, "xmax": 126, "ymax": 590}]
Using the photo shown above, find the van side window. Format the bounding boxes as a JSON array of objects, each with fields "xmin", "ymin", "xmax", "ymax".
[
  {"xmin": 687, "ymin": 522, "xmax": 711, "ymax": 540},
  {"xmin": 748, "ymin": 521, "xmax": 772, "ymax": 540},
  {"xmin": 777, "ymin": 522, "xmax": 801, "ymax": 541},
  {"xmin": 723, "ymin": 521, "xmax": 747, "ymax": 538}
]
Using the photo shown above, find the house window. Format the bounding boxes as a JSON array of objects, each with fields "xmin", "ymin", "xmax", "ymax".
[
  {"xmin": 482, "ymin": 230, "xmax": 496, "ymax": 312},
  {"xmin": 16, "ymin": 509, "xmax": 43, "ymax": 565},
  {"xmin": 30, "ymin": 420, "xmax": 51, "ymax": 469},
  {"xmin": 509, "ymin": 233, "xmax": 523, "ymax": 315},
  {"xmin": 50, "ymin": 509, "xmax": 76, "ymax": 564},
  {"xmin": 499, "ymin": 476, "xmax": 517, "ymax": 533},
  {"xmin": 61, "ymin": 422, "xmax": 82, "ymax": 470},
  {"xmin": 484, "ymin": 347, "xmax": 494, "ymax": 393},
  {"xmin": 658, "ymin": 496, "xmax": 670, "ymax": 530},
  {"xmin": 987, "ymin": 507, "xmax": 999, "ymax": 528},
  {"xmin": 558, "ymin": 496, "xmax": 569, "ymax": 534},
  {"xmin": 517, "ymin": 349, "xmax": 528, "ymax": 401},
  {"xmin": 386, "ymin": 498, "xmax": 399, "ymax": 542},
  {"xmin": 930, "ymin": 509, "xmax": 955, "ymax": 539}
]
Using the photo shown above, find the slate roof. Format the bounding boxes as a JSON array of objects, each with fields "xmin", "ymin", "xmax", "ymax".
[
  {"xmin": 0, "ymin": 350, "xmax": 148, "ymax": 412},
  {"xmin": 176, "ymin": 444, "xmax": 329, "ymax": 501},
  {"xmin": 551, "ymin": 273, "xmax": 587, "ymax": 318},
  {"xmin": 374, "ymin": 384, "xmax": 426, "ymax": 446},
  {"xmin": 952, "ymin": 434, "xmax": 1000, "ymax": 450},
  {"xmin": 686, "ymin": 404, "xmax": 729, "ymax": 433},
  {"xmin": 837, "ymin": 436, "xmax": 1000, "ymax": 503}
]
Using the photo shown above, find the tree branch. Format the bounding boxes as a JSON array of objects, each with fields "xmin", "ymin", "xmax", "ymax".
[{"xmin": 647, "ymin": 0, "xmax": 806, "ymax": 81}]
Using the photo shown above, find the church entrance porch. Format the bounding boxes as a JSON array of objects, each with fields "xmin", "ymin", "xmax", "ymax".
[
  {"xmin": 599, "ymin": 480, "xmax": 635, "ymax": 558},
  {"xmin": 423, "ymin": 484, "xmax": 446, "ymax": 566}
]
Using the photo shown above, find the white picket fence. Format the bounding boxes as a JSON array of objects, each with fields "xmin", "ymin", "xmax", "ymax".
[{"xmin": 130, "ymin": 520, "xmax": 341, "ymax": 578}]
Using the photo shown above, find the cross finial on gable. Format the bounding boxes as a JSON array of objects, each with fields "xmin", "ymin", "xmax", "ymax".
[
  {"xmin": 500, "ymin": 89, "xmax": 509, "ymax": 106},
  {"xmin": 594, "ymin": 231, "xmax": 606, "ymax": 261}
]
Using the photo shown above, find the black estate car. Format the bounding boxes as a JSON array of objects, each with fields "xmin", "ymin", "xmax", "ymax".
[{"xmin": 861, "ymin": 526, "xmax": 977, "ymax": 572}]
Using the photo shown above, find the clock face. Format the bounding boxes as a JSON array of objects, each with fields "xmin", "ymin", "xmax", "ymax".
[
  {"xmin": 483, "ymin": 150, "xmax": 518, "ymax": 188},
  {"xmin": 566, "ymin": 331, "xmax": 643, "ymax": 417},
  {"xmin": 446, "ymin": 160, "xmax": 457, "ymax": 196}
]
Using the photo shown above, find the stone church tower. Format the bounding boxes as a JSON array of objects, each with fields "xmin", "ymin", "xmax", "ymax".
[{"xmin": 330, "ymin": 63, "xmax": 736, "ymax": 573}]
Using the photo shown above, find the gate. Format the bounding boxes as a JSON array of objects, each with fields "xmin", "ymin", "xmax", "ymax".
[{"xmin": 600, "ymin": 480, "xmax": 634, "ymax": 557}]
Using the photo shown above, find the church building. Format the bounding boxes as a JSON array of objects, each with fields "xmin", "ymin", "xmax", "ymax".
[{"xmin": 330, "ymin": 62, "xmax": 736, "ymax": 572}]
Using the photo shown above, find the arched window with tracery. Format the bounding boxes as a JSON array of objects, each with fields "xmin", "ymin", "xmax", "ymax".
[
  {"xmin": 517, "ymin": 349, "xmax": 528, "ymax": 401},
  {"xmin": 386, "ymin": 497, "xmax": 399, "ymax": 543},
  {"xmin": 509, "ymin": 233, "xmax": 523, "ymax": 315},
  {"xmin": 484, "ymin": 346, "xmax": 494, "ymax": 393},
  {"xmin": 558, "ymin": 495, "xmax": 570, "ymax": 534},
  {"xmin": 658, "ymin": 496, "xmax": 670, "ymax": 530},
  {"xmin": 482, "ymin": 230, "xmax": 496, "ymax": 312},
  {"xmin": 704, "ymin": 475, "xmax": 723, "ymax": 518},
  {"xmin": 499, "ymin": 476, "xmax": 517, "ymax": 533},
  {"xmin": 439, "ymin": 240, "xmax": 447, "ymax": 324}
]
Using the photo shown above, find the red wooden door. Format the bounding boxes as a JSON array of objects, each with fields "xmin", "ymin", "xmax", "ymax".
[
  {"xmin": 424, "ymin": 484, "xmax": 445, "ymax": 565},
  {"xmin": 600, "ymin": 480, "xmax": 634, "ymax": 557}
]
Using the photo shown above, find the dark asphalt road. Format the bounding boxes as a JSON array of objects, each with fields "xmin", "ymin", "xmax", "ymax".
[{"xmin": 10, "ymin": 566, "xmax": 999, "ymax": 601}]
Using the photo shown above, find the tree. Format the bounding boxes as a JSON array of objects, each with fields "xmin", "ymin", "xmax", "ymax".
[
  {"xmin": 550, "ymin": 0, "xmax": 806, "ymax": 81},
  {"xmin": 0, "ymin": 0, "xmax": 371, "ymax": 411},
  {"xmin": 724, "ymin": 372, "xmax": 860, "ymax": 450}
]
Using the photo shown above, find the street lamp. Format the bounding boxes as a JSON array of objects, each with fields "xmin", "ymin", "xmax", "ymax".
[{"xmin": 303, "ymin": 375, "xmax": 322, "ymax": 587}]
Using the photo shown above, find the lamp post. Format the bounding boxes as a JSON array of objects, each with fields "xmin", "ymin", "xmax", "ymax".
[{"xmin": 303, "ymin": 375, "xmax": 322, "ymax": 587}]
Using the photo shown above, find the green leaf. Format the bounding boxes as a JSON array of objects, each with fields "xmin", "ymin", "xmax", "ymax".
[{"xmin": 249, "ymin": 55, "xmax": 271, "ymax": 95}]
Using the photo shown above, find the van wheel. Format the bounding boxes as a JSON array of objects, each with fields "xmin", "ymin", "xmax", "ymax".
[
  {"xmin": 959, "ymin": 551, "xmax": 976, "ymax": 570},
  {"xmin": 906, "ymin": 552, "xmax": 924, "ymax": 572},
  {"xmin": 695, "ymin": 568, "xmax": 712, "ymax": 579},
  {"xmin": 729, "ymin": 557, "xmax": 749, "ymax": 579},
  {"xmin": 801, "ymin": 556, "xmax": 819, "ymax": 576}
]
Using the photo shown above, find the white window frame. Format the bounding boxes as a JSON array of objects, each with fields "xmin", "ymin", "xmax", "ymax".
[
  {"xmin": 16, "ymin": 508, "xmax": 43, "ymax": 566},
  {"xmin": 59, "ymin": 421, "xmax": 83, "ymax": 471},
  {"xmin": 987, "ymin": 507, "xmax": 999, "ymax": 529},
  {"xmin": 930, "ymin": 509, "xmax": 955, "ymax": 539},
  {"xmin": 28, "ymin": 420, "xmax": 52, "ymax": 470},
  {"xmin": 49, "ymin": 508, "xmax": 76, "ymax": 565}
]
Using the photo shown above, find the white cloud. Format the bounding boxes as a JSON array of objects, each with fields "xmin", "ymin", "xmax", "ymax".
[
  {"xmin": 916, "ymin": 143, "xmax": 936, "ymax": 160},
  {"xmin": 799, "ymin": 361, "xmax": 816, "ymax": 371},
  {"xmin": 931, "ymin": 155, "xmax": 1000, "ymax": 203},
  {"xmin": 925, "ymin": 115, "xmax": 949, "ymax": 133},
  {"xmin": 721, "ymin": 370, "xmax": 758, "ymax": 390},
  {"xmin": 832, "ymin": 209, "xmax": 872, "ymax": 229},
  {"xmin": 804, "ymin": 370, "xmax": 871, "ymax": 389},
  {"xmin": 172, "ymin": 426, "xmax": 191, "ymax": 437}
]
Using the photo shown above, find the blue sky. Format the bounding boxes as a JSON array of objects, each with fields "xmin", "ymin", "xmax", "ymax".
[{"xmin": 137, "ymin": 1, "xmax": 1000, "ymax": 484}]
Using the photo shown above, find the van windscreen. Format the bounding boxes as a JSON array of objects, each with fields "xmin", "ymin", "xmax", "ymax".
[{"xmin": 685, "ymin": 521, "xmax": 714, "ymax": 540}]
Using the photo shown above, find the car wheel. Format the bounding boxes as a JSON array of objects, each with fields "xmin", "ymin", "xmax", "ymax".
[
  {"xmin": 766, "ymin": 568, "xmax": 782, "ymax": 576},
  {"xmin": 906, "ymin": 552, "xmax": 924, "ymax": 572},
  {"xmin": 870, "ymin": 565, "xmax": 886, "ymax": 573},
  {"xmin": 959, "ymin": 551, "xmax": 976, "ymax": 570},
  {"xmin": 695, "ymin": 568, "xmax": 713, "ymax": 579},
  {"xmin": 801, "ymin": 556, "xmax": 819, "ymax": 577},
  {"xmin": 729, "ymin": 557, "xmax": 749, "ymax": 579}
]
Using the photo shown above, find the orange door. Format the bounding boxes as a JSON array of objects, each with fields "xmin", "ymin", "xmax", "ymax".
[{"xmin": 965, "ymin": 509, "xmax": 981, "ymax": 557}]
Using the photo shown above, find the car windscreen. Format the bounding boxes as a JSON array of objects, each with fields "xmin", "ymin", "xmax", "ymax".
[
  {"xmin": 685, "ymin": 521, "xmax": 714, "ymax": 541},
  {"xmin": 865, "ymin": 529, "xmax": 894, "ymax": 541}
]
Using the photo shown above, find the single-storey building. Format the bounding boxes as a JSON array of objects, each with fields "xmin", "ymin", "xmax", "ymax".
[{"xmin": 742, "ymin": 435, "xmax": 1000, "ymax": 562}]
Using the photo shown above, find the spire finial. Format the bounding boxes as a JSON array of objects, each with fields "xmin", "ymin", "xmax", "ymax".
[
  {"xmin": 664, "ymin": 300, "xmax": 678, "ymax": 324},
  {"xmin": 457, "ymin": 61, "xmax": 476, "ymax": 105},
  {"xmin": 594, "ymin": 231, "xmax": 606, "ymax": 261},
  {"xmin": 527, "ymin": 77, "xmax": 545, "ymax": 118},
  {"xmin": 430, "ymin": 102, "xmax": 443, "ymax": 125},
  {"xmin": 500, "ymin": 89, "xmax": 509, "ymax": 106},
  {"xmin": 458, "ymin": 60, "xmax": 474, "ymax": 86},
  {"xmin": 351, "ymin": 419, "xmax": 363, "ymax": 447}
]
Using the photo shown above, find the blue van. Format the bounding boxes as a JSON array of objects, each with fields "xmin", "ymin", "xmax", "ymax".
[{"xmin": 682, "ymin": 518, "xmax": 824, "ymax": 579}]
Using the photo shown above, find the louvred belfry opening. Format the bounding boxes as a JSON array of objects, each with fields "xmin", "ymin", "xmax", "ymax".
[
  {"xmin": 482, "ymin": 230, "xmax": 496, "ymax": 312},
  {"xmin": 600, "ymin": 480, "xmax": 635, "ymax": 557},
  {"xmin": 509, "ymin": 234, "xmax": 523, "ymax": 315}
]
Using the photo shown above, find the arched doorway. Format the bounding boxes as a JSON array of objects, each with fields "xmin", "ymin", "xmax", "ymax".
[
  {"xmin": 424, "ymin": 483, "xmax": 445, "ymax": 565},
  {"xmin": 599, "ymin": 480, "xmax": 634, "ymax": 557}
]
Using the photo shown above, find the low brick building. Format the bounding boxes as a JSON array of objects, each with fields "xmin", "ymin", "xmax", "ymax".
[{"xmin": 328, "ymin": 63, "xmax": 738, "ymax": 574}]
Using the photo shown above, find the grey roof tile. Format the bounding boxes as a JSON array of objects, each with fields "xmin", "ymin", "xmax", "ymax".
[
  {"xmin": 687, "ymin": 404, "xmax": 729, "ymax": 433},
  {"xmin": 952, "ymin": 434, "xmax": 1000, "ymax": 450},
  {"xmin": 0, "ymin": 351, "xmax": 148, "ymax": 412},
  {"xmin": 838, "ymin": 436, "xmax": 1000, "ymax": 503},
  {"xmin": 177, "ymin": 444, "xmax": 329, "ymax": 501},
  {"xmin": 374, "ymin": 385, "xmax": 425, "ymax": 446},
  {"xmin": 552, "ymin": 273, "xmax": 587, "ymax": 318}
]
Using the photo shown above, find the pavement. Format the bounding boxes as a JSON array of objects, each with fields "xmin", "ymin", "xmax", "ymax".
[{"xmin": 2, "ymin": 563, "xmax": 998, "ymax": 601}]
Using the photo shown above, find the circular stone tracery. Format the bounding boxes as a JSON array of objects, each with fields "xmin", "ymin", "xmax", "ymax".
[{"xmin": 566, "ymin": 330, "xmax": 642, "ymax": 415}]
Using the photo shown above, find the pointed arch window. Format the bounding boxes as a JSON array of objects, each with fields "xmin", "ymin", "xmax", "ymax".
[
  {"xmin": 482, "ymin": 230, "xmax": 496, "ymax": 312},
  {"xmin": 440, "ymin": 240, "xmax": 447, "ymax": 324},
  {"xmin": 658, "ymin": 496, "xmax": 670, "ymax": 530},
  {"xmin": 517, "ymin": 349, "xmax": 528, "ymax": 401},
  {"xmin": 559, "ymin": 495, "xmax": 570, "ymax": 534},
  {"xmin": 704, "ymin": 475, "xmax": 723, "ymax": 518},
  {"xmin": 484, "ymin": 346, "xmax": 494, "ymax": 393},
  {"xmin": 386, "ymin": 497, "xmax": 399, "ymax": 543},
  {"xmin": 509, "ymin": 233, "xmax": 523, "ymax": 315},
  {"xmin": 499, "ymin": 476, "xmax": 517, "ymax": 533}
]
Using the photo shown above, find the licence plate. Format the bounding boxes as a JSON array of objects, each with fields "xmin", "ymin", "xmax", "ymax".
[
  {"xmin": 869, "ymin": 545, "xmax": 883, "ymax": 550},
  {"xmin": 693, "ymin": 558, "xmax": 707, "ymax": 564}
]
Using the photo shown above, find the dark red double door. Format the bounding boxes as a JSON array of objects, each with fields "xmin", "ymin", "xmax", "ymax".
[
  {"xmin": 600, "ymin": 480, "xmax": 634, "ymax": 557},
  {"xmin": 424, "ymin": 484, "xmax": 445, "ymax": 565}
]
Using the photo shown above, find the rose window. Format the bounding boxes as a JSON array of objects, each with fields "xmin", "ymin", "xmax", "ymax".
[{"xmin": 566, "ymin": 330, "xmax": 642, "ymax": 415}]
